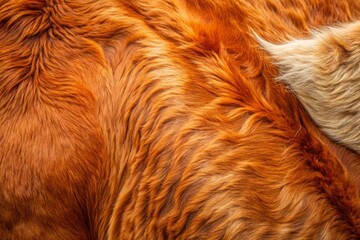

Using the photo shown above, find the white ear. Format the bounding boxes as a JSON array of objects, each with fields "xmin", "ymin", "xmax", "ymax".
[
  {"xmin": 254, "ymin": 23, "xmax": 360, "ymax": 154},
  {"xmin": 255, "ymin": 33, "xmax": 318, "ymax": 89}
]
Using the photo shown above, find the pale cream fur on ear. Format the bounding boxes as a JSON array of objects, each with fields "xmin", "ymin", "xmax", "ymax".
[{"xmin": 256, "ymin": 22, "xmax": 360, "ymax": 154}]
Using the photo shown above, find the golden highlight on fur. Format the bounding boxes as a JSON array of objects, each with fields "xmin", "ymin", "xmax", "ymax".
[
  {"xmin": 257, "ymin": 21, "xmax": 360, "ymax": 154},
  {"xmin": 0, "ymin": 0, "xmax": 360, "ymax": 239}
]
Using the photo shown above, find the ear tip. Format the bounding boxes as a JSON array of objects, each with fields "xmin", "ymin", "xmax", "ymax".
[{"xmin": 251, "ymin": 30, "xmax": 275, "ymax": 52}]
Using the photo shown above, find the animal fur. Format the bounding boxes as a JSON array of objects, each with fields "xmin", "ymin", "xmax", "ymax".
[
  {"xmin": 0, "ymin": 0, "xmax": 360, "ymax": 239},
  {"xmin": 256, "ymin": 21, "xmax": 360, "ymax": 154}
]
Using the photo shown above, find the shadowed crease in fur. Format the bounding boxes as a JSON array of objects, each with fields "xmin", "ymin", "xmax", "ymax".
[
  {"xmin": 256, "ymin": 21, "xmax": 360, "ymax": 154},
  {"xmin": 0, "ymin": 0, "xmax": 360, "ymax": 239}
]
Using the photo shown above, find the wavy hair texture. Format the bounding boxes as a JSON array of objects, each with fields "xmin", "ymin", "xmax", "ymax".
[
  {"xmin": 256, "ymin": 21, "xmax": 360, "ymax": 154},
  {"xmin": 0, "ymin": 0, "xmax": 360, "ymax": 239}
]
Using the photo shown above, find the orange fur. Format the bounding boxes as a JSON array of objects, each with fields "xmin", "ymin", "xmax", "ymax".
[{"xmin": 0, "ymin": 0, "xmax": 359, "ymax": 239}]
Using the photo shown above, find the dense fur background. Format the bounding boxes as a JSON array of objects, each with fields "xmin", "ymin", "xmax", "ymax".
[{"xmin": 0, "ymin": 0, "xmax": 359, "ymax": 239}]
